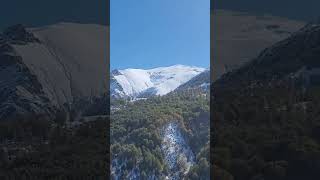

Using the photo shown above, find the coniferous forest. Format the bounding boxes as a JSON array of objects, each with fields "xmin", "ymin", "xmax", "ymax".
[
  {"xmin": 0, "ymin": 114, "xmax": 108, "ymax": 179},
  {"xmin": 212, "ymin": 23, "xmax": 320, "ymax": 180},
  {"xmin": 111, "ymin": 89, "xmax": 210, "ymax": 179},
  {"xmin": 213, "ymin": 82, "xmax": 320, "ymax": 180}
]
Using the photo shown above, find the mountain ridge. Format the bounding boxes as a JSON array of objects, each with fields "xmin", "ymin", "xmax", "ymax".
[
  {"xmin": 0, "ymin": 23, "xmax": 109, "ymax": 120},
  {"xmin": 110, "ymin": 64, "xmax": 206, "ymax": 99},
  {"xmin": 213, "ymin": 23, "xmax": 320, "ymax": 92}
]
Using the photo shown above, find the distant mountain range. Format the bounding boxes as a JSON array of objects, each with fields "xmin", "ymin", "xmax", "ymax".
[{"xmin": 110, "ymin": 65, "xmax": 209, "ymax": 99}]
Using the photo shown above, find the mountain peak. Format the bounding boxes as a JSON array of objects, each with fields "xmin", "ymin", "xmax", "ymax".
[
  {"xmin": 3, "ymin": 24, "xmax": 40, "ymax": 44},
  {"xmin": 111, "ymin": 69, "xmax": 122, "ymax": 76},
  {"xmin": 111, "ymin": 65, "xmax": 206, "ymax": 98}
]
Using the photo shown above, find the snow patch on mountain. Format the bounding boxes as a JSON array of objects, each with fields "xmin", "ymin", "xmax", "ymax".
[
  {"xmin": 161, "ymin": 122, "xmax": 195, "ymax": 179},
  {"xmin": 175, "ymin": 70, "xmax": 210, "ymax": 91},
  {"xmin": 111, "ymin": 65, "xmax": 205, "ymax": 98}
]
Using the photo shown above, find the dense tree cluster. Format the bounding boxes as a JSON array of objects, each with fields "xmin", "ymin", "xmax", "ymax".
[
  {"xmin": 0, "ymin": 113, "xmax": 108, "ymax": 179},
  {"xmin": 111, "ymin": 89, "xmax": 210, "ymax": 179},
  {"xmin": 212, "ymin": 82, "xmax": 320, "ymax": 180}
]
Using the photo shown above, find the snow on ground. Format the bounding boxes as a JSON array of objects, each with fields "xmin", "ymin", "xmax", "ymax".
[
  {"xmin": 111, "ymin": 158, "xmax": 140, "ymax": 180},
  {"xmin": 111, "ymin": 122, "xmax": 195, "ymax": 180},
  {"xmin": 161, "ymin": 122, "xmax": 195, "ymax": 179},
  {"xmin": 112, "ymin": 65, "xmax": 205, "ymax": 98},
  {"xmin": 111, "ymin": 157, "xmax": 156, "ymax": 180},
  {"xmin": 200, "ymin": 82, "xmax": 210, "ymax": 89}
]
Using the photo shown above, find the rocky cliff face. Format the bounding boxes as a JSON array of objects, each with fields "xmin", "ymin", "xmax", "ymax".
[
  {"xmin": 0, "ymin": 23, "xmax": 109, "ymax": 120},
  {"xmin": 0, "ymin": 25, "xmax": 54, "ymax": 119}
]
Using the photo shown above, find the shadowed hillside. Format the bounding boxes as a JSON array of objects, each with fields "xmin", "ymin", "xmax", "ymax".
[
  {"xmin": 212, "ymin": 23, "xmax": 320, "ymax": 180},
  {"xmin": 0, "ymin": 23, "xmax": 110, "ymax": 179},
  {"xmin": 211, "ymin": 10, "xmax": 304, "ymax": 81}
]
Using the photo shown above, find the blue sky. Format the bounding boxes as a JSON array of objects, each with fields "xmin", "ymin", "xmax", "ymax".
[{"xmin": 111, "ymin": 0, "xmax": 210, "ymax": 70}]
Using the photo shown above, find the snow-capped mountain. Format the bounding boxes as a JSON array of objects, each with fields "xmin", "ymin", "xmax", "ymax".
[
  {"xmin": 0, "ymin": 23, "xmax": 109, "ymax": 119},
  {"xmin": 111, "ymin": 65, "xmax": 206, "ymax": 98},
  {"xmin": 175, "ymin": 70, "xmax": 210, "ymax": 91}
]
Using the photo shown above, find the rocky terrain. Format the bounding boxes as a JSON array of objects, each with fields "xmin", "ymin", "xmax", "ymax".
[
  {"xmin": 0, "ymin": 23, "xmax": 109, "ymax": 120},
  {"xmin": 161, "ymin": 122, "xmax": 195, "ymax": 179}
]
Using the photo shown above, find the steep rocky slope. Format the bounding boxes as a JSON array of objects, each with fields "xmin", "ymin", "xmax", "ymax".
[
  {"xmin": 213, "ymin": 23, "xmax": 320, "ymax": 92},
  {"xmin": 0, "ymin": 23, "xmax": 109, "ymax": 120},
  {"xmin": 211, "ymin": 10, "xmax": 305, "ymax": 81}
]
